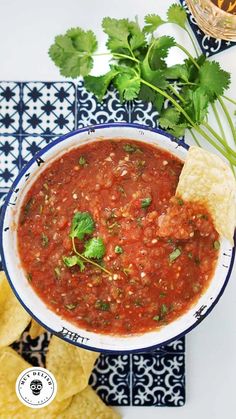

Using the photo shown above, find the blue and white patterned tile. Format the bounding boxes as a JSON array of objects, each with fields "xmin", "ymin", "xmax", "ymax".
[
  {"xmin": 0, "ymin": 82, "xmax": 21, "ymax": 134},
  {"xmin": 180, "ymin": 0, "xmax": 236, "ymax": 57},
  {"xmin": 131, "ymin": 100, "xmax": 159, "ymax": 128},
  {"xmin": 89, "ymin": 354, "xmax": 131, "ymax": 406},
  {"xmin": 77, "ymin": 80, "xmax": 131, "ymax": 127},
  {"xmin": 21, "ymin": 82, "xmax": 76, "ymax": 135},
  {"xmin": 0, "ymin": 189, "xmax": 8, "ymax": 269},
  {"xmin": 0, "ymin": 136, "xmax": 21, "ymax": 187},
  {"xmin": 132, "ymin": 352, "xmax": 185, "ymax": 406},
  {"xmin": 21, "ymin": 135, "xmax": 57, "ymax": 162}
]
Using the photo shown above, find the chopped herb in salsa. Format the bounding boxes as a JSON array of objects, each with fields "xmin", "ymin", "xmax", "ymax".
[
  {"xmin": 141, "ymin": 197, "xmax": 152, "ymax": 208},
  {"xmin": 115, "ymin": 245, "xmax": 123, "ymax": 254},
  {"xmin": 169, "ymin": 248, "xmax": 181, "ymax": 263}
]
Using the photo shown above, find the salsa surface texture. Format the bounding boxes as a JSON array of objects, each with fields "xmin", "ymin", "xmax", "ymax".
[{"xmin": 17, "ymin": 139, "xmax": 219, "ymax": 335}]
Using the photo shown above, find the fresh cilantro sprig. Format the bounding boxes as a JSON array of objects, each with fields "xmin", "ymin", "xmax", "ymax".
[
  {"xmin": 64, "ymin": 211, "xmax": 111, "ymax": 275},
  {"xmin": 49, "ymin": 3, "xmax": 236, "ymax": 170}
]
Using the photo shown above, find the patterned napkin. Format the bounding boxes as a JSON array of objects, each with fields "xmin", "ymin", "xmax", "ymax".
[
  {"xmin": 180, "ymin": 0, "xmax": 236, "ymax": 57},
  {"xmin": 0, "ymin": 81, "xmax": 185, "ymax": 407}
]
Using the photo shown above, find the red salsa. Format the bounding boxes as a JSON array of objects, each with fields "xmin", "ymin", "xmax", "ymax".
[{"xmin": 17, "ymin": 140, "xmax": 219, "ymax": 335}]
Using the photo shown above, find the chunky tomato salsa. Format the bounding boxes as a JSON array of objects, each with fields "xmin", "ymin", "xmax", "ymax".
[{"xmin": 17, "ymin": 140, "xmax": 219, "ymax": 335}]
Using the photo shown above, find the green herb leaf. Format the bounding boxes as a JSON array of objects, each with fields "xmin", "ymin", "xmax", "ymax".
[
  {"xmin": 63, "ymin": 255, "xmax": 85, "ymax": 271},
  {"xmin": 167, "ymin": 4, "xmax": 187, "ymax": 29},
  {"xmin": 65, "ymin": 303, "xmax": 77, "ymax": 310},
  {"xmin": 41, "ymin": 232, "xmax": 49, "ymax": 247},
  {"xmin": 159, "ymin": 107, "xmax": 180, "ymax": 129},
  {"xmin": 114, "ymin": 70, "xmax": 141, "ymax": 101},
  {"xmin": 79, "ymin": 155, "xmax": 87, "ymax": 166},
  {"xmin": 83, "ymin": 237, "xmax": 106, "ymax": 259},
  {"xmin": 143, "ymin": 14, "xmax": 165, "ymax": 33},
  {"xmin": 165, "ymin": 64, "xmax": 189, "ymax": 82},
  {"xmin": 54, "ymin": 267, "xmax": 61, "ymax": 279},
  {"xmin": 123, "ymin": 143, "xmax": 141, "ymax": 153},
  {"xmin": 115, "ymin": 245, "xmax": 123, "ymax": 254},
  {"xmin": 169, "ymin": 248, "xmax": 181, "ymax": 263},
  {"xmin": 177, "ymin": 198, "xmax": 184, "ymax": 206},
  {"xmin": 26, "ymin": 273, "xmax": 32, "ymax": 282},
  {"xmin": 102, "ymin": 17, "xmax": 146, "ymax": 53},
  {"xmin": 153, "ymin": 315, "xmax": 160, "ymax": 321},
  {"xmin": 141, "ymin": 197, "xmax": 152, "ymax": 208},
  {"xmin": 95, "ymin": 300, "xmax": 110, "ymax": 311},
  {"xmin": 161, "ymin": 303, "xmax": 168, "ymax": 315},
  {"xmin": 49, "ymin": 28, "xmax": 98, "ymax": 77},
  {"xmin": 149, "ymin": 36, "xmax": 176, "ymax": 64},
  {"xmin": 70, "ymin": 211, "xmax": 95, "ymax": 240},
  {"xmin": 199, "ymin": 61, "xmax": 231, "ymax": 99},
  {"xmin": 213, "ymin": 240, "xmax": 220, "ymax": 250},
  {"xmin": 185, "ymin": 87, "xmax": 209, "ymax": 124},
  {"xmin": 84, "ymin": 67, "xmax": 119, "ymax": 101}
]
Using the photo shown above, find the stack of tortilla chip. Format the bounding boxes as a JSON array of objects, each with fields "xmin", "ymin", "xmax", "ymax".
[{"xmin": 0, "ymin": 271, "xmax": 120, "ymax": 418}]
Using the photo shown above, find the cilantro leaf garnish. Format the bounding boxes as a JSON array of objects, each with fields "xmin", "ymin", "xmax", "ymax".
[
  {"xmin": 102, "ymin": 17, "xmax": 146, "ymax": 53},
  {"xmin": 64, "ymin": 212, "xmax": 111, "ymax": 275},
  {"xmin": 114, "ymin": 70, "xmax": 141, "ymax": 101},
  {"xmin": 199, "ymin": 61, "xmax": 231, "ymax": 99},
  {"xmin": 167, "ymin": 4, "xmax": 187, "ymax": 29},
  {"xmin": 83, "ymin": 237, "xmax": 106, "ymax": 259},
  {"xmin": 143, "ymin": 14, "xmax": 165, "ymax": 34},
  {"xmin": 70, "ymin": 211, "xmax": 95, "ymax": 240},
  {"xmin": 84, "ymin": 67, "xmax": 119, "ymax": 101},
  {"xmin": 49, "ymin": 28, "xmax": 97, "ymax": 77},
  {"xmin": 63, "ymin": 255, "xmax": 85, "ymax": 271}
]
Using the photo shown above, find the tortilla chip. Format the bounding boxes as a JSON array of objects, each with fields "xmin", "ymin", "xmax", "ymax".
[
  {"xmin": 28, "ymin": 319, "xmax": 46, "ymax": 339},
  {"xmin": 0, "ymin": 347, "xmax": 72, "ymax": 419},
  {"xmin": 0, "ymin": 271, "xmax": 31, "ymax": 347},
  {"xmin": 57, "ymin": 386, "xmax": 121, "ymax": 419},
  {"xmin": 46, "ymin": 336, "xmax": 99, "ymax": 401},
  {"xmin": 176, "ymin": 146, "xmax": 236, "ymax": 245}
]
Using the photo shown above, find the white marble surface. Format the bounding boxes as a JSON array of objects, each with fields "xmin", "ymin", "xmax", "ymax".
[{"xmin": 0, "ymin": 0, "xmax": 235, "ymax": 417}]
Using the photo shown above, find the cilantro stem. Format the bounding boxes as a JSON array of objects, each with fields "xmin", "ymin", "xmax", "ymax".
[
  {"xmin": 223, "ymin": 95, "xmax": 236, "ymax": 106},
  {"xmin": 139, "ymin": 77, "xmax": 236, "ymax": 165},
  {"xmin": 218, "ymin": 97, "xmax": 236, "ymax": 146},
  {"xmin": 189, "ymin": 129, "xmax": 201, "ymax": 147},
  {"xmin": 168, "ymin": 85, "xmax": 186, "ymax": 103},
  {"xmin": 202, "ymin": 121, "xmax": 236, "ymax": 158},
  {"xmin": 184, "ymin": 27, "xmax": 199, "ymax": 57},
  {"xmin": 113, "ymin": 52, "xmax": 139, "ymax": 63},
  {"xmin": 72, "ymin": 237, "xmax": 112, "ymax": 275},
  {"xmin": 175, "ymin": 43, "xmax": 200, "ymax": 69}
]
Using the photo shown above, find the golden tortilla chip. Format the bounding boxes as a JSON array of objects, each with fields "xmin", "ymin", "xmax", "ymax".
[
  {"xmin": 176, "ymin": 146, "xmax": 236, "ymax": 244},
  {"xmin": 0, "ymin": 347, "xmax": 72, "ymax": 419},
  {"xmin": 46, "ymin": 336, "xmax": 99, "ymax": 401},
  {"xmin": 57, "ymin": 385, "xmax": 121, "ymax": 419},
  {"xmin": 28, "ymin": 319, "xmax": 46, "ymax": 339},
  {"xmin": 0, "ymin": 271, "xmax": 31, "ymax": 347}
]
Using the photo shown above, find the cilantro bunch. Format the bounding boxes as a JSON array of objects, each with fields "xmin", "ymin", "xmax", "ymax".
[{"xmin": 49, "ymin": 4, "xmax": 236, "ymax": 171}]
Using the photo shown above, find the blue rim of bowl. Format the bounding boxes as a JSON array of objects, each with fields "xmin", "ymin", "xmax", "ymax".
[{"xmin": 0, "ymin": 122, "xmax": 235, "ymax": 354}]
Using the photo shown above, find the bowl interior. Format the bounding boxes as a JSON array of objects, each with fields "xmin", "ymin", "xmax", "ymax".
[{"xmin": 1, "ymin": 124, "xmax": 235, "ymax": 353}]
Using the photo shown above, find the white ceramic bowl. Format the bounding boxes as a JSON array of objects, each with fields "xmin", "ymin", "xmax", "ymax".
[{"xmin": 1, "ymin": 123, "xmax": 235, "ymax": 353}]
